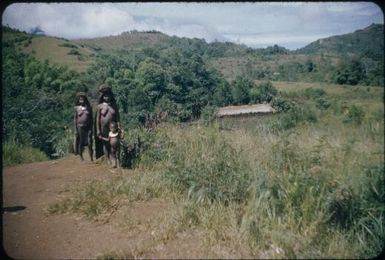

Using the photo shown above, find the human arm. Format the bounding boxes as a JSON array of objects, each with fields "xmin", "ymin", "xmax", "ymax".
[
  {"xmin": 74, "ymin": 107, "xmax": 78, "ymax": 135},
  {"xmin": 95, "ymin": 105, "xmax": 101, "ymax": 136},
  {"xmin": 98, "ymin": 134, "xmax": 109, "ymax": 142},
  {"xmin": 119, "ymin": 129, "xmax": 125, "ymax": 139}
]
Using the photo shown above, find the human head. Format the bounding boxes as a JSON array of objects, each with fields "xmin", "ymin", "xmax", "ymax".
[
  {"xmin": 98, "ymin": 83, "xmax": 115, "ymax": 105},
  {"xmin": 103, "ymin": 92, "xmax": 111, "ymax": 103},
  {"xmin": 109, "ymin": 121, "xmax": 118, "ymax": 132},
  {"xmin": 75, "ymin": 92, "xmax": 88, "ymax": 106}
]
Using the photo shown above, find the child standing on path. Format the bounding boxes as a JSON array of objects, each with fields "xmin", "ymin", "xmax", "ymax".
[{"xmin": 98, "ymin": 121, "xmax": 124, "ymax": 168}]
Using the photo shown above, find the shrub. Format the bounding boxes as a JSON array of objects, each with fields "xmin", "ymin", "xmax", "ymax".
[
  {"xmin": 58, "ymin": 43, "xmax": 78, "ymax": 49},
  {"xmin": 67, "ymin": 49, "xmax": 80, "ymax": 56},
  {"xmin": 271, "ymin": 96, "xmax": 292, "ymax": 112},
  {"xmin": 343, "ymin": 105, "xmax": 365, "ymax": 125},
  {"xmin": 315, "ymin": 97, "xmax": 331, "ymax": 110},
  {"xmin": 200, "ymin": 105, "xmax": 218, "ymax": 125},
  {"xmin": 273, "ymin": 102, "xmax": 318, "ymax": 131},
  {"xmin": 250, "ymin": 81, "xmax": 278, "ymax": 103}
]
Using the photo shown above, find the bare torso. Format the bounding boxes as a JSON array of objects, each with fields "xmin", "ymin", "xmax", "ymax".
[
  {"xmin": 109, "ymin": 136, "xmax": 119, "ymax": 148},
  {"xmin": 97, "ymin": 103, "xmax": 118, "ymax": 136},
  {"xmin": 75, "ymin": 105, "xmax": 92, "ymax": 128}
]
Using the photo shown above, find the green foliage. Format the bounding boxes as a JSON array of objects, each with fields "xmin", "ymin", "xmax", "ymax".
[
  {"xmin": 271, "ymin": 96, "xmax": 293, "ymax": 112},
  {"xmin": 303, "ymin": 87, "xmax": 327, "ymax": 99},
  {"xmin": 343, "ymin": 105, "xmax": 365, "ymax": 125},
  {"xmin": 135, "ymin": 59, "xmax": 166, "ymax": 104},
  {"xmin": 333, "ymin": 59, "xmax": 368, "ymax": 85},
  {"xmin": 250, "ymin": 81, "xmax": 278, "ymax": 103},
  {"xmin": 2, "ymin": 35, "xmax": 86, "ymax": 157},
  {"xmin": 200, "ymin": 105, "xmax": 218, "ymax": 125},
  {"xmin": 58, "ymin": 43, "xmax": 78, "ymax": 49},
  {"xmin": 3, "ymin": 143, "xmax": 48, "ymax": 167},
  {"xmin": 231, "ymin": 76, "xmax": 253, "ymax": 104},
  {"xmin": 163, "ymin": 127, "xmax": 251, "ymax": 204},
  {"xmin": 273, "ymin": 102, "xmax": 318, "ymax": 131},
  {"xmin": 213, "ymin": 80, "xmax": 233, "ymax": 106},
  {"xmin": 67, "ymin": 49, "xmax": 81, "ymax": 56},
  {"xmin": 52, "ymin": 127, "xmax": 75, "ymax": 157}
]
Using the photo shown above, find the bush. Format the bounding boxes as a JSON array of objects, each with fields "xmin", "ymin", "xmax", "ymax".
[
  {"xmin": 3, "ymin": 143, "xmax": 48, "ymax": 167},
  {"xmin": 67, "ymin": 49, "xmax": 80, "ymax": 56},
  {"xmin": 58, "ymin": 43, "xmax": 78, "ymax": 49},
  {"xmin": 250, "ymin": 81, "xmax": 278, "ymax": 103},
  {"xmin": 273, "ymin": 102, "xmax": 318, "ymax": 131},
  {"xmin": 271, "ymin": 96, "xmax": 292, "ymax": 112},
  {"xmin": 200, "ymin": 105, "xmax": 218, "ymax": 125},
  {"xmin": 315, "ymin": 97, "xmax": 331, "ymax": 110},
  {"xmin": 343, "ymin": 105, "xmax": 365, "ymax": 125}
]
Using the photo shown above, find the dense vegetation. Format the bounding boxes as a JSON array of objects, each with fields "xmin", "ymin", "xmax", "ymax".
[
  {"xmin": 2, "ymin": 26, "xmax": 280, "ymax": 157},
  {"xmin": 2, "ymin": 27, "xmax": 88, "ymax": 158},
  {"xmin": 2, "ymin": 23, "xmax": 384, "ymax": 159},
  {"xmin": 2, "ymin": 22, "xmax": 384, "ymax": 258}
]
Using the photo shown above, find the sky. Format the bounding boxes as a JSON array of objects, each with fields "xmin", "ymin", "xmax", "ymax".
[{"xmin": 2, "ymin": 2, "xmax": 384, "ymax": 50}]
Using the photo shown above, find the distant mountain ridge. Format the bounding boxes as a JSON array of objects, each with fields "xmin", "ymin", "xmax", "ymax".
[
  {"xmin": 296, "ymin": 23, "xmax": 384, "ymax": 60},
  {"xmin": 2, "ymin": 23, "xmax": 383, "ymax": 85}
]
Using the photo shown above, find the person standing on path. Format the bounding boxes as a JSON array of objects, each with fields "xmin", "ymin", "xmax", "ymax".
[
  {"xmin": 95, "ymin": 84, "xmax": 120, "ymax": 161},
  {"xmin": 74, "ymin": 92, "xmax": 94, "ymax": 162}
]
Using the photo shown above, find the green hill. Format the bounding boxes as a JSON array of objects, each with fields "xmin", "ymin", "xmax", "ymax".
[
  {"xmin": 2, "ymin": 27, "xmax": 97, "ymax": 73},
  {"xmin": 4, "ymin": 23, "xmax": 383, "ymax": 85},
  {"xmin": 209, "ymin": 24, "xmax": 384, "ymax": 85},
  {"xmin": 75, "ymin": 30, "xmax": 170, "ymax": 51},
  {"xmin": 296, "ymin": 23, "xmax": 384, "ymax": 60}
]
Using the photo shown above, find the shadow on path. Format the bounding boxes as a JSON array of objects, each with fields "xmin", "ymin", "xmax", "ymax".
[{"xmin": 2, "ymin": 206, "xmax": 27, "ymax": 213}]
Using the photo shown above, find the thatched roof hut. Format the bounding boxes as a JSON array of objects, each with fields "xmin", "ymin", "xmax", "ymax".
[{"xmin": 217, "ymin": 104, "xmax": 276, "ymax": 117}]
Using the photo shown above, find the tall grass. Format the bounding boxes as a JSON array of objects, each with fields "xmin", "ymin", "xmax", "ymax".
[
  {"xmin": 48, "ymin": 84, "xmax": 384, "ymax": 258},
  {"xmin": 3, "ymin": 142, "xmax": 48, "ymax": 167}
]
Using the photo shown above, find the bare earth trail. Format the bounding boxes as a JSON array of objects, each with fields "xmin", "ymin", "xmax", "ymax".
[{"xmin": 2, "ymin": 155, "xmax": 211, "ymax": 259}]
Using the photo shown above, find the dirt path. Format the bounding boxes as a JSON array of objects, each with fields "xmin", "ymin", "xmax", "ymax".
[
  {"xmin": 3, "ymin": 155, "xmax": 251, "ymax": 259},
  {"xmin": 2, "ymin": 155, "xmax": 212, "ymax": 259}
]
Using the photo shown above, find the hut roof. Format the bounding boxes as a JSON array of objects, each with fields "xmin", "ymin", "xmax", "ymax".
[{"xmin": 217, "ymin": 104, "xmax": 275, "ymax": 117}]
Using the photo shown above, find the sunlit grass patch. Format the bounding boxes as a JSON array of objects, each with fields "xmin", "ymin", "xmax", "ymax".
[{"xmin": 3, "ymin": 143, "xmax": 48, "ymax": 167}]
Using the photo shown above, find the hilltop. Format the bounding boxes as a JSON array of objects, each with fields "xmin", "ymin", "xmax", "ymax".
[
  {"xmin": 2, "ymin": 26, "xmax": 97, "ymax": 72},
  {"xmin": 296, "ymin": 23, "xmax": 384, "ymax": 60},
  {"xmin": 3, "ymin": 23, "xmax": 383, "ymax": 85}
]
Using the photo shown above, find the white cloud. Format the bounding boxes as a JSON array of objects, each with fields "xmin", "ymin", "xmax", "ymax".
[{"xmin": 2, "ymin": 2, "xmax": 383, "ymax": 49}]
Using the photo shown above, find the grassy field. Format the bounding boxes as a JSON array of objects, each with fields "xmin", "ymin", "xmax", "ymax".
[
  {"xmin": 49, "ymin": 82, "xmax": 384, "ymax": 258},
  {"xmin": 22, "ymin": 36, "xmax": 96, "ymax": 72},
  {"xmin": 3, "ymin": 143, "xmax": 48, "ymax": 167}
]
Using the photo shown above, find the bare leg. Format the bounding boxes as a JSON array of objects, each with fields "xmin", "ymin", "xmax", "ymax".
[
  {"xmin": 117, "ymin": 146, "xmax": 121, "ymax": 168},
  {"xmin": 74, "ymin": 134, "xmax": 80, "ymax": 155},
  {"xmin": 103, "ymin": 142, "xmax": 111, "ymax": 164},
  {"xmin": 79, "ymin": 145, "xmax": 85, "ymax": 161},
  {"xmin": 111, "ymin": 148, "xmax": 117, "ymax": 168},
  {"xmin": 88, "ymin": 147, "xmax": 93, "ymax": 162},
  {"xmin": 88, "ymin": 132, "xmax": 94, "ymax": 161}
]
